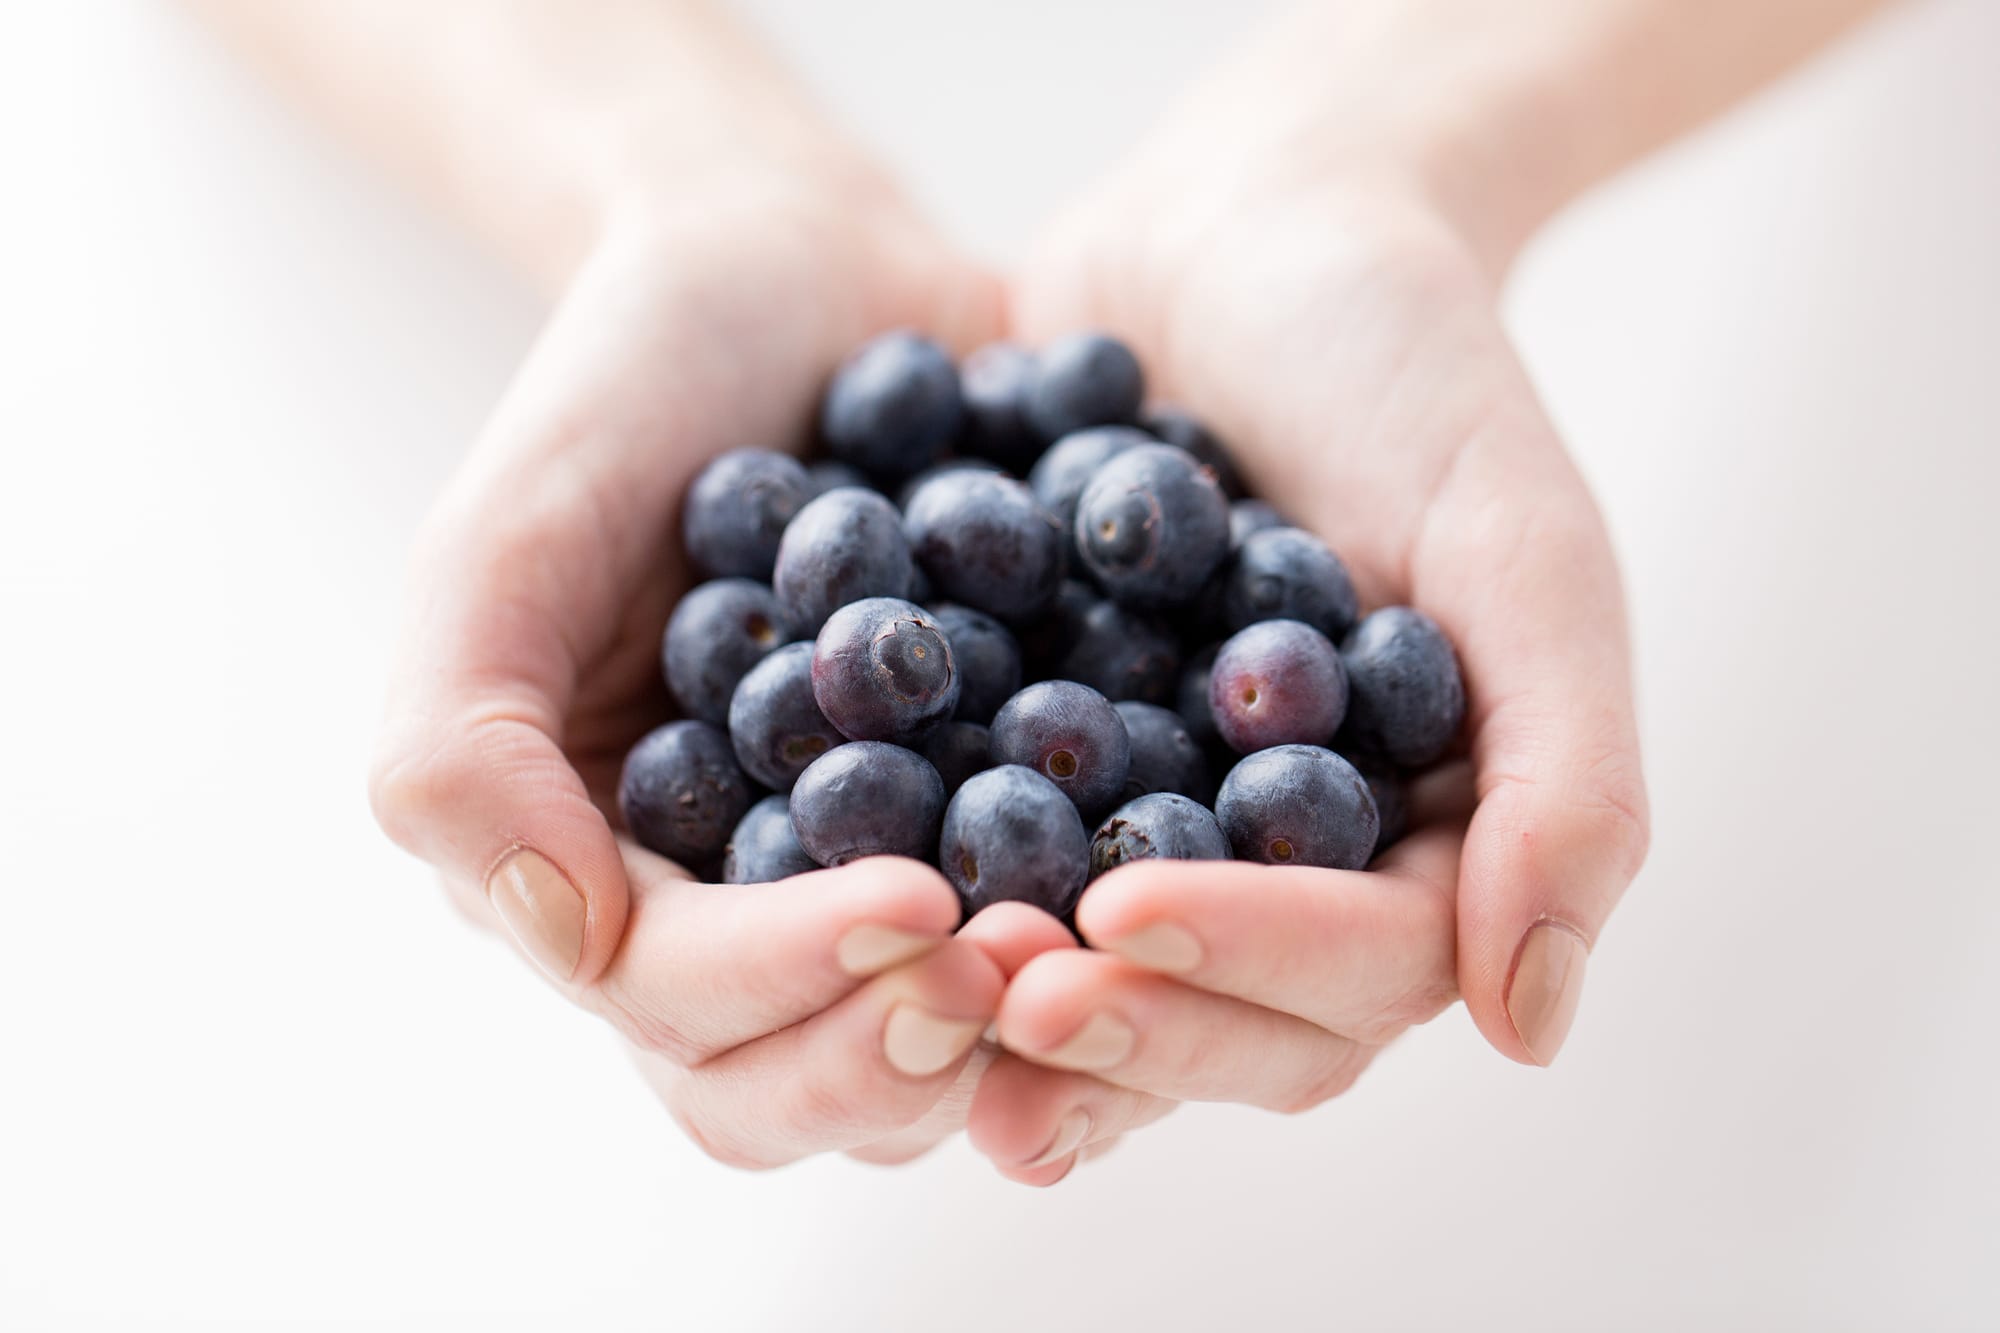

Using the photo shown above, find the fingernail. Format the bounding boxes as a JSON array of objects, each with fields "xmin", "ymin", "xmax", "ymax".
[
  {"xmin": 1025, "ymin": 1108, "xmax": 1093, "ymax": 1168},
  {"xmin": 1036, "ymin": 1012, "xmax": 1135, "ymax": 1071},
  {"xmin": 837, "ymin": 924, "xmax": 938, "ymax": 977},
  {"xmin": 883, "ymin": 1005, "xmax": 985, "ymax": 1077},
  {"xmin": 1506, "ymin": 920, "xmax": 1589, "ymax": 1066},
  {"xmin": 486, "ymin": 847, "xmax": 586, "ymax": 982},
  {"xmin": 1102, "ymin": 921, "xmax": 1202, "ymax": 973}
]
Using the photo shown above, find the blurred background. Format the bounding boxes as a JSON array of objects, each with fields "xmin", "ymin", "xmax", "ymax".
[{"xmin": 3, "ymin": 1, "xmax": 1996, "ymax": 1328}]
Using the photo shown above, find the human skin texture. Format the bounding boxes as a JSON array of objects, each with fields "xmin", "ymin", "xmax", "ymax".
[{"xmin": 191, "ymin": 0, "xmax": 1890, "ymax": 1181}]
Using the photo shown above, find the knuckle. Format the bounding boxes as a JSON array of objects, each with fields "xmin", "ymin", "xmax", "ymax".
[
  {"xmin": 784, "ymin": 1071, "xmax": 875, "ymax": 1141},
  {"xmin": 1271, "ymin": 1046, "xmax": 1371, "ymax": 1116},
  {"xmin": 668, "ymin": 1102, "xmax": 786, "ymax": 1172},
  {"xmin": 367, "ymin": 734, "xmax": 457, "ymax": 847},
  {"xmin": 595, "ymin": 991, "xmax": 713, "ymax": 1069},
  {"xmin": 1351, "ymin": 978, "xmax": 1459, "ymax": 1045}
]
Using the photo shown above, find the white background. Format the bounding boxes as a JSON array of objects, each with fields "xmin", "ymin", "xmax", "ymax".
[{"xmin": 3, "ymin": 1, "xmax": 1997, "ymax": 1328}]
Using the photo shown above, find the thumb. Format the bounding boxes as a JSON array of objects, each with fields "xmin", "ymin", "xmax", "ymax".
[
  {"xmin": 368, "ymin": 523, "xmax": 634, "ymax": 985},
  {"xmin": 1418, "ymin": 427, "xmax": 1651, "ymax": 1066}
]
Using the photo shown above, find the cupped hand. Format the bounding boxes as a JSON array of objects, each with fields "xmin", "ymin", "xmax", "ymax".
[
  {"xmin": 971, "ymin": 127, "xmax": 1650, "ymax": 1178},
  {"xmin": 366, "ymin": 168, "xmax": 1020, "ymax": 1167}
]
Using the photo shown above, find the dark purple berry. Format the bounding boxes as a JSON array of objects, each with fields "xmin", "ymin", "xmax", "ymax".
[
  {"xmin": 805, "ymin": 459, "xmax": 870, "ymax": 498},
  {"xmin": 928, "ymin": 602, "xmax": 1022, "ymax": 724},
  {"xmin": 618, "ymin": 721, "xmax": 753, "ymax": 867},
  {"xmin": 1220, "ymin": 526, "xmax": 1360, "ymax": 641},
  {"xmin": 681, "ymin": 448, "xmax": 810, "ymax": 581},
  {"xmin": 790, "ymin": 741, "xmax": 946, "ymax": 867},
  {"xmin": 895, "ymin": 457, "xmax": 1005, "ymax": 512},
  {"xmin": 1017, "ymin": 578, "xmax": 1103, "ymax": 679},
  {"xmin": 1210, "ymin": 619, "xmax": 1348, "ymax": 753},
  {"xmin": 1074, "ymin": 443, "xmax": 1230, "ymax": 608},
  {"xmin": 1229, "ymin": 499, "xmax": 1285, "ymax": 549},
  {"xmin": 1353, "ymin": 764, "xmax": 1410, "ymax": 853},
  {"xmin": 957, "ymin": 342, "xmax": 1041, "ymax": 472},
  {"xmin": 1027, "ymin": 425, "xmax": 1148, "ymax": 562},
  {"xmin": 1339, "ymin": 607, "xmax": 1466, "ymax": 769},
  {"xmin": 1214, "ymin": 745, "xmax": 1378, "ymax": 869},
  {"xmin": 940, "ymin": 765, "xmax": 1090, "ymax": 918},
  {"xmin": 723, "ymin": 795, "xmax": 819, "ymax": 884},
  {"xmin": 811, "ymin": 597, "xmax": 960, "ymax": 743},
  {"xmin": 1090, "ymin": 792, "xmax": 1230, "ymax": 876},
  {"xmin": 989, "ymin": 680, "xmax": 1131, "ymax": 820},
  {"xmin": 1025, "ymin": 332, "xmax": 1144, "ymax": 441},
  {"xmin": 819, "ymin": 330, "xmax": 962, "ymax": 478},
  {"xmin": 727, "ymin": 641, "xmax": 842, "ymax": 791},
  {"xmin": 1176, "ymin": 642, "xmax": 1222, "ymax": 748},
  {"xmin": 904, "ymin": 470, "xmax": 1063, "ymax": 622},
  {"xmin": 772, "ymin": 486, "xmax": 915, "ymax": 632},
  {"xmin": 1054, "ymin": 598, "xmax": 1180, "ymax": 704},
  {"xmin": 1113, "ymin": 701, "xmax": 1212, "ymax": 803},
  {"xmin": 920, "ymin": 721, "xmax": 991, "ymax": 797},
  {"xmin": 1144, "ymin": 405, "xmax": 1245, "ymax": 499},
  {"xmin": 662, "ymin": 578, "xmax": 795, "ymax": 726}
]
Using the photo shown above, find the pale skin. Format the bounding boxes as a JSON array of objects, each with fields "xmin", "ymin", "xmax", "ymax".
[{"xmin": 193, "ymin": 0, "xmax": 1890, "ymax": 1181}]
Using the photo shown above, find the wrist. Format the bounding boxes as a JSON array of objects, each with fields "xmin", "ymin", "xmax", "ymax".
[{"xmin": 1139, "ymin": 4, "xmax": 1613, "ymax": 278}]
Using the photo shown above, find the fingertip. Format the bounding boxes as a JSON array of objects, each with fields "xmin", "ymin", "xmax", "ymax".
[{"xmin": 956, "ymin": 902, "xmax": 1078, "ymax": 978}]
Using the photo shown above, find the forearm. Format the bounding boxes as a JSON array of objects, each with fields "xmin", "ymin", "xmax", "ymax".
[
  {"xmin": 1174, "ymin": 0, "xmax": 1896, "ymax": 271},
  {"xmin": 185, "ymin": 0, "xmax": 882, "ymax": 286}
]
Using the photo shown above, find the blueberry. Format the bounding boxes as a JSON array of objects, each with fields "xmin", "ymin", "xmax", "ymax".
[
  {"xmin": 989, "ymin": 680, "xmax": 1131, "ymax": 820},
  {"xmin": 772, "ymin": 486, "xmax": 915, "ymax": 632},
  {"xmin": 819, "ymin": 330, "xmax": 963, "ymax": 478},
  {"xmin": 920, "ymin": 721, "xmax": 992, "ymax": 797},
  {"xmin": 1074, "ymin": 443, "xmax": 1230, "ymax": 608},
  {"xmin": 790, "ymin": 741, "xmax": 946, "ymax": 867},
  {"xmin": 904, "ymin": 470, "xmax": 1063, "ymax": 622},
  {"xmin": 662, "ymin": 578, "xmax": 795, "ymax": 725},
  {"xmin": 894, "ymin": 457, "xmax": 1005, "ymax": 512},
  {"xmin": 927, "ymin": 602, "xmax": 1022, "ymax": 724},
  {"xmin": 1027, "ymin": 425, "xmax": 1149, "ymax": 561},
  {"xmin": 957, "ymin": 342, "xmax": 1042, "ymax": 473},
  {"xmin": 1220, "ymin": 526, "xmax": 1360, "ymax": 640},
  {"xmin": 1113, "ymin": 701, "xmax": 1212, "ymax": 803},
  {"xmin": 681, "ymin": 448, "xmax": 811, "ymax": 580},
  {"xmin": 1229, "ymin": 499, "xmax": 1285, "ymax": 549},
  {"xmin": 723, "ymin": 795, "xmax": 820, "ymax": 884},
  {"xmin": 1214, "ymin": 744, "xmax": 1378, "ymax": 869},
  {"xmin": 1025, "ymin": 332, "xmax": 1144, "ymax": 441},
  {"xmin": 618, "ymin": 721, "xmax": 753, "ymax": 867},
  {"xmin": 1339, "ymin": 607, "xmax": 1465, "ymax": 769},
  {"xmin": 1016, "ymin": 578, "xmax": 1104, "ymax": 680},
  {"xmin": 805, "ymin": 459, "xmax": 870, "ymax": 498},
  {"xmin": 1176, "ymin": 642, "xmax": 1222, "ymax": 748},
  {"xmin": 1352, "ymin": 763, "xmax": 1410, "ymax": 853},
  {"xmin": 811, "ymin": 596, "xmax": 960, "ymax": 743},
  {"xmin": 939, "ymin": 765, "xmax": 1090, "ymax": 918},
  {"xmin": 1054, "ymin": 598, "xmax": 1180, "ymax": 704},
  {"xmin": 1143, "ymin": 405, "xmax": 1245, "ymax": 499},
  {"xmin": 1090, "ymin": 792, "xmax": 1230, "ymax": 876},
  {"xmin": 1209, "ymin": 619, "xmax": 1349, "ymax": 753},
  {"xmin": 727, "ymin": 641, "xmax": 842, "ymax": 791}
]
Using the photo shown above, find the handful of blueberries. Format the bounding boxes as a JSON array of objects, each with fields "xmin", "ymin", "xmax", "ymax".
[{"xmin": 619, "ymin": 330, "xmax": 1465, "ymax": 923}]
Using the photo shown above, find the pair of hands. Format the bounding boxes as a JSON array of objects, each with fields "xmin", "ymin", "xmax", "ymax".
[{"xmin": 368, "ymin": 103, "xmax": 1648, "ymax": 1182}]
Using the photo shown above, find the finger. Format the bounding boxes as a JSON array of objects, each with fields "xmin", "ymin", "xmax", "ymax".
[
  {"xmin": 582, "ymin": 851, "xmax": 962, "ymax": 1066},
  {"xmin": 965, "ymin": 1053, "xmax": 1176, "ymax": 1188},
  {"xmin": 955, "ymin": 901, "xmax": 1080, "ymax": 979},
  {"xmin": 1416, "ymin": 413, "xmax": 1651, "ymax": 1066},
  {"xmin": 1073, "ymin": 824, "xmax": 1462, "ymax": 1043},
  {"xmin": 654, "ymin": 937, "xmax": 1004, "ymax": 1169},
  {"xmin": 996, "ymin": 951, "xmax": 1374, "ymax": 1112},
  {"xmin": 837, "ymin": 904, "xmax": 1081, "ymax": 1168}
]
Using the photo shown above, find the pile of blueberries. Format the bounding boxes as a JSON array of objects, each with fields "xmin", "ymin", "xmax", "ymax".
[{"xmin": 618, "ymin": 331, "xmax": 1464, "ymax": 922}]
